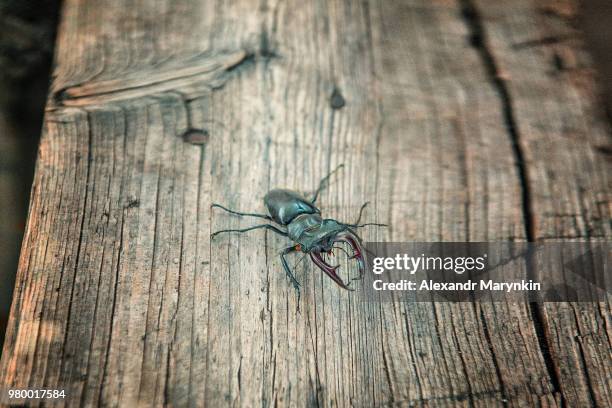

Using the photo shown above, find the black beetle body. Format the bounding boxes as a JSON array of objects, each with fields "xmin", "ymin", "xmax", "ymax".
[
  {"xmin": 211, "ymin": 165, "xmax": 386, "ymax": 292},
  {"xmin": 264, "ymin": 189, "xmax": 319, "ymax": 225},
  {"xmin": 264, "ymin": 189, "xmax": 344, "ymax": 253}
]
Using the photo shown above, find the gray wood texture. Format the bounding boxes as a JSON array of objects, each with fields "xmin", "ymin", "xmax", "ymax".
[{"xmin": 1, "ymin": 0, "xmax": 611, "ymax": 406}]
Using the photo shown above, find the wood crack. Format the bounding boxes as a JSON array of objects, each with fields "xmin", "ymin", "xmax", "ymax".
[
  {"xmin": 571, "ymin": 308, "xmax": 598, "ymax": 406},
  {"xmin": 476, "ymin": 305, "xmax": 508, "ymax": 402},
  {"xmin": 458, "ymin": 0, "xmax": 563, "ymax": 403},
  {"xmin": 458, "ymin": 0, "xmax": 535, "ymax": 242}
]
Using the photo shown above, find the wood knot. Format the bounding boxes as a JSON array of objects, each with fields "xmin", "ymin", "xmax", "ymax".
[
  {"xmin": 125, "ymin": 198, "xmax": 140, "ymax": 209},
  {"xmin": 183, "ymin": 128, "xmax": 210, "ymax": 145},
  {"xmin": 330, "ymin": 87, "xmax": 346, "ymax": 110}
]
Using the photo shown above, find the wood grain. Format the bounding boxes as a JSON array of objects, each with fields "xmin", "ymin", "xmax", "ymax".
[{"xmin": 1, "ymin": 0, "xmax": 610, "ymax": 406}]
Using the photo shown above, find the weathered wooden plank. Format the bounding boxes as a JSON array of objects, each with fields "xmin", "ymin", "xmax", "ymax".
[
  {"xmin": 368, "ymin": 2, "xmax": 532, "ymax": 407},
  {"xmin": 0, "ymin": 0, "xmax": 610, "ymax": 407},
  {"xmin": 470, "ymin": 1, "xmax": 612, "ymax": 406}
]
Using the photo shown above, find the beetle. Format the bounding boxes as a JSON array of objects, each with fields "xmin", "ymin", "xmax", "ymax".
[{"xmin": 210, "ymin": 164, "xmax": 387, "ymax": 292}]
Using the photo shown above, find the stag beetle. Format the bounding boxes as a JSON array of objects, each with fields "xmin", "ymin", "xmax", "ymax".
[{"xmin": 210, "ymin": 165, "xmax": 387, "ymax": 292}]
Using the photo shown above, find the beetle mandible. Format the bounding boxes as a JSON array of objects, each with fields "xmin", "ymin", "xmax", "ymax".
[{"xmin": 210, "ymin": 164, "xmax": 387, "ymax": 292}]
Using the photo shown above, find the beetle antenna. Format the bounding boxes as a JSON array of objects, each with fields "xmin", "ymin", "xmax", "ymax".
[
  {"xmin": 342, "ymin": 222, "xmax": 388, "ymax": 228},
  {"xmin": 353, "ymin": 202, "xmax": 369, "ymax": 225},
  {"xmin": 311, "ymin": 164, "xmax": 345, "ymax": 204}
]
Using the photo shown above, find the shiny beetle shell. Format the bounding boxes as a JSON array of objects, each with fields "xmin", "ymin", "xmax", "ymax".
[{"xmin": 264, "ymin": 189, "xmax": 320, "ymax": 224}]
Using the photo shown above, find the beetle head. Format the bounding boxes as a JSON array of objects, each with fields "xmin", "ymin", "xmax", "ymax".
[
  {"xmin": 308, "ymin": 227, "xmax": 366, "ymax": 290},
  {"xmin": 290, "ymin": 215, "xmax": 367, "ymax": 289}
]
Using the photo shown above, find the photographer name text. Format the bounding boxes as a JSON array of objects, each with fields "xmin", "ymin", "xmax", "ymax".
[{"xmin": 372, "ymin": 279, "xmax": 541, "ymax": 292}]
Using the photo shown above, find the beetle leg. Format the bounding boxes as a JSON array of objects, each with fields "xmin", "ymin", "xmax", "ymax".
[
  {"xmin": 211, "ymin": 224, "xmax": 287, "ymax": 239},
  {"xmin": 280, "ymin": 246, "xmax": 301, "ymax": 294},
  {"xmin": 211, "ymin": 203, "xmax": 274, "ymax": 221}
]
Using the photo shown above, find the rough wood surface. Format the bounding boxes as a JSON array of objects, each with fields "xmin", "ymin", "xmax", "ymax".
[
  {"xmin": 0, "ymin": 0, "xmax": 60, "ymax": 351},
  {"xmin": 1, "ymin": 0, "xmax": 611, "ymax": 406}
]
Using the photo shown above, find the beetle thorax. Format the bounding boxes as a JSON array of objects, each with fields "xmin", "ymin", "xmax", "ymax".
[{"xmin": 287, "ymin": 214, "xmax": 345, "ymax": 252}]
